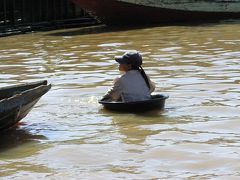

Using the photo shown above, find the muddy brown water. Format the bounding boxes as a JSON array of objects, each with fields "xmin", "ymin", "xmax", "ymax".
[{"xmin": 0, "ymin": 21, "xmax": 240, "ymax": 179}]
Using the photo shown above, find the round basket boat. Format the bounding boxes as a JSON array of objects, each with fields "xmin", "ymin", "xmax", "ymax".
[{"xmin": 99, "ymin": 94, "xmax": 169, "ymax": 112}]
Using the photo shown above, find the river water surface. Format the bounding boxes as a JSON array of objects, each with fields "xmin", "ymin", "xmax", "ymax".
[{"xmin": 0, "ymin": 21, "xmax": 240, "ymax": 179}]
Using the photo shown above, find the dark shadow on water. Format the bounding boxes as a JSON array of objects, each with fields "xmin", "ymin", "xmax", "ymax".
[
  {"xmin": 46, "ymin": 19, "xmax": 240, "ymax": 37},
  {"xmin": 0, "ymin": 126, "xmax": 47, "ymax": 152},
  {"xmin": 46, "ymin": 24, "xmax": 108, "ymax": 36},
  {"xmin": 45, "ymin": 24, "xmax": 159, "ymax": 37},
  {"xmin": 99, "ymin": 107, "xmax": 167, "ymax": 117}
]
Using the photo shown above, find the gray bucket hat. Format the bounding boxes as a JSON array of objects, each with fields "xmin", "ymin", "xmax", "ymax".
[{"xmin": 115, "ymin": 51, "xmax": 142, "ymax": 66}]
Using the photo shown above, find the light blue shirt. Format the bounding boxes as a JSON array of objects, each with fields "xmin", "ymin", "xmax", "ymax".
[{"xmin": 103, "ymin": 70, "xmax": 155, "ymax": 102}]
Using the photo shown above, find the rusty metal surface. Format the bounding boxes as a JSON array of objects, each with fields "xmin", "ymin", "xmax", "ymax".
[{"xmin": 72, "ymin": 0, "xmax": 240, "ymax": 24}]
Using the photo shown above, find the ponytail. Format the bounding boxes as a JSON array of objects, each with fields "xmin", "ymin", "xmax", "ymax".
[
  {"xmin": 131, "ymin": 65, "xmax": 151, "ymax": 90},
  {"xmin": 139, "ymin": 66, "xmax": 151, "ymax": 89}
]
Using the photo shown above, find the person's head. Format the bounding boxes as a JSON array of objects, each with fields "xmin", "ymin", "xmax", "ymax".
[
  {"xmin": 115, "ymin": 51, "xmax": 151, "ymax": 89},
  {"xmin": 115, "ymin": 51, "xmax": 142, "ymax": 72}
]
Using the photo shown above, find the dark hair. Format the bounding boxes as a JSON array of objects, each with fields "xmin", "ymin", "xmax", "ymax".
[{"xmin": 131, "ymin": 65, "xmax": 151, "ymax": 89}]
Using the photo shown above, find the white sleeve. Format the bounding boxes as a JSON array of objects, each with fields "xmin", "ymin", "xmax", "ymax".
[{"xmin": 102, "ymin": 78, "xmax": 122, "ymax": 101}]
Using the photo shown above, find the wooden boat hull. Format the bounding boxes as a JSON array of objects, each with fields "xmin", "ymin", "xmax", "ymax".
[
  {"xmin": 0, "ymin": 81, "xmax": 51, "ymax": 130},
  {"xmin": 72, "ymin": 0, "xmax": 240, "ymax": 24},
  {"xmin": 99, "ymin": 94, "xmax": 169, "ymax": 112}
]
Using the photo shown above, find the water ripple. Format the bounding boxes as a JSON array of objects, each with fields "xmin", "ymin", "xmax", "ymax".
[{"xmin": 1, "ymin": 21, "xmax": 240, "ymax": 179}]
